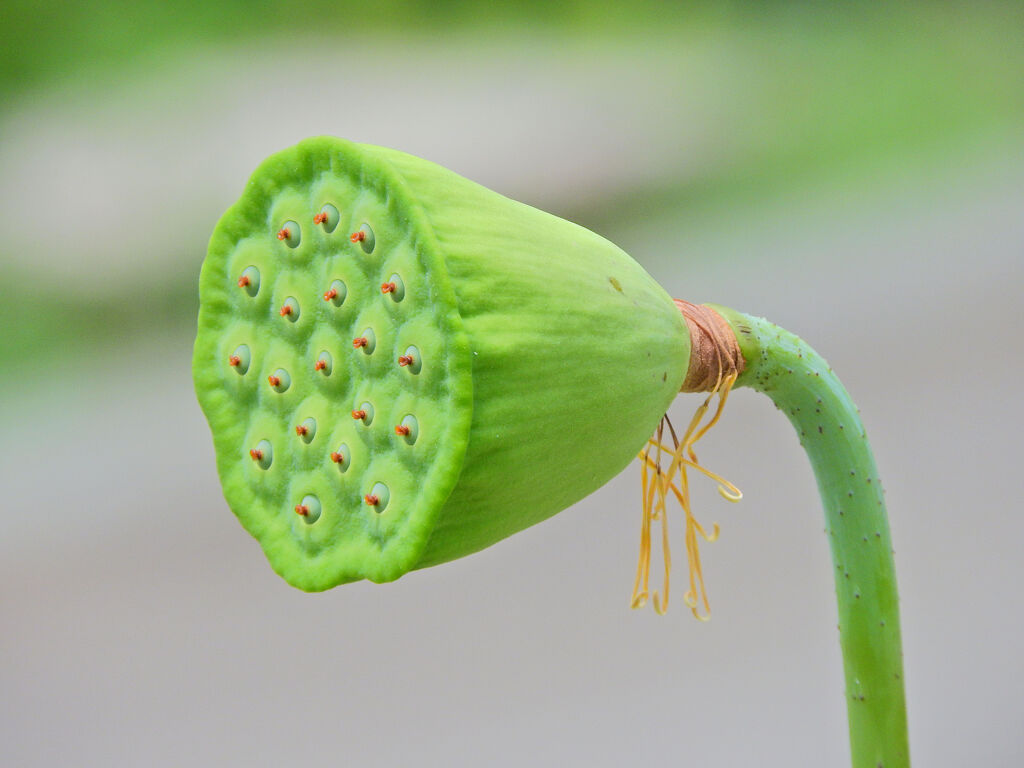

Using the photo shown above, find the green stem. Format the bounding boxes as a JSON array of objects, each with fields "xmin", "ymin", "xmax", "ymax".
[{"xmin": 711, "ymin": 305, "xmax": 909, "ymax": 768}]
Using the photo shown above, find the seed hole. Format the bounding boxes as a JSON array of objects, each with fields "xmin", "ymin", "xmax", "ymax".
[
  {"xmin": 268, "ymin": 368, "xmax": 291, "ymax": 392},
  {"xmin": 399, "ymin": 345, "xmax": 422, "ymax": 374},
  {"xmin": 314, "ymin": 350, "xmax": 333, "ymax": 375},
  {"xmin": 365, "ymin": 482, "xmax": 390, "ymax": 512},
  {"xmin": 279, "ymin": 296, "xmax": 300, "ymax": 321},
  {"xmin": 330, "ymin": 443, "xmax": 351, "ymax": 471},
  {"xmin": 296, "ymin": 417, "xmax": 317, "ymax": 443},
  {"xmin": 352, "ymin": 401, "xmax": 374, "ymax": 425},
  {"xmin": 229, "ymin": 344, "xmax": 251, "ymax": 374},
  {"xmin": 314, "ymin": 204, "xmax": 339, "ymax": 233},
  {"xmin": 351, "ymin": 224, "xmax": 374, "ymax": 253},
  {"xmin": 353, "ymin": 328, "xmax": 376, "ymax": 354},
  {"xmin": 238, "ymin": 266, "xmax": 260, "ymax": 296},
  {"xmin": 277, "ymin": 221, "xmax": 301, "ymax": 248},
  {"xmin": 249, "ymin": 439, "xmax": 273, "ymax": 470},
  {"xmin": 381, "ymin": 273, "xmax": 405, "ymax": 301},
  {"xmin": 396, "ymin": 414, "xmax": 419, "ymax": 444},
  {"xmin": 323, "ymin": 279, "xmax": 347, "ymax": 305},
  {"xmin": 295, "ymin": 494, "xmax": 322, "ymax": 524}
]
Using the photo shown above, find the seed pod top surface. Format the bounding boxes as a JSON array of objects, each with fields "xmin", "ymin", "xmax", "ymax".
[
  {"xmin": 194, "ymin": 138, "xmax": 474, "ymax": 589},
  {"xmin": 195, "ymin": 137, "xmax": 689, "ymax": 591}
]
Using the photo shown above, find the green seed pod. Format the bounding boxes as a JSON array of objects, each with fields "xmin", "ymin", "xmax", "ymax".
[
  {"xmin": 195, "ymin": 137, "xmax": 911, "ymax": 766},
  {"xmin": 194, "ymin": 136, "xmax": 688, "ymax": 590}
]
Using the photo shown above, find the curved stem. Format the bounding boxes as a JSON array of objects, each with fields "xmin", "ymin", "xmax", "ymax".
[{"xmin": 711, "ymin": 305, "xmax": 909, "ymax": 768}]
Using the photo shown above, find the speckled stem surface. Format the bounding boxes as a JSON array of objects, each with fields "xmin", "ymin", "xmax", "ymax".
[{"xmin": 712, "ymin": 306, "xmax": 909, "ymax": 768}]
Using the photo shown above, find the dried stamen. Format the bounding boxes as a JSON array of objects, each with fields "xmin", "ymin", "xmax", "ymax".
[
  {"xmin": 313, "ymin": 212, "xmax": 328, "ymax": 225},
  {"xmin": 398, "ymin": 354, "xmax": 414, "ymax": 367},
  {"xmin": 381, "ymin": 282, "xmax": 396, "ymax": 294},
  {"xmin": 228, "ymin": 355, "xmax": 241, "ymax": 367},
  {"xmin": 249, "ymin": 448, "xmax": 263, "ymax": 461},
  {"xmin": 237, "ymin": 275, "xmax": 250, "ymax": 288},
  {"xmin": 350, "ymin": 230, "xmax": 366, "ymax": 243},
  {"xmin": 314, "ymin": 359, "xmax": 327, "ymax": 371},
  {"xmin": 267, "ymin": 374, "xmax": 281, "ymax": 387},
  {"xmin": 364, "ymin": 493, "xmax": 379, "ymax": 506},
  {"xmin": 631, "ymin": 371, "xmax": 741, "ymax": 619},
  {"xmin": 323, "ymin": 287, "xmax": 338, "ymax": 301},
  {"xmin": 352, "ymin": 337, "xmax": 368, "ymax": 349},
  {"xmin": 276, "ymin": 228, "xmax": 290, "ymax": 241},
  {"xmin": 394, "ymin": 424, "xmax": 411, "ymax": 436},
  {"xmin": 330, "ymin": 452, "xmax": 345, "ymax": 464},
  {"xmin": 295, "ymin": 504, "xmax": 309, "ymax": 516},
  {"xmin": 352, "ymin": 409, "xmax": 367, "ymax": 421}
]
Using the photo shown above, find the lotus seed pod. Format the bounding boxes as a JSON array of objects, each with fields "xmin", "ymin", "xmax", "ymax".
[{"xmin": 193, "ymin": 136, "xmax": 689, "ymax": 590}]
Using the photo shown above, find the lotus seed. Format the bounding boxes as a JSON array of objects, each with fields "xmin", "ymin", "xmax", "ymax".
[
  {"xmin": 279, "ymin": 296, "xmax": 300, "ymax": 321},
  {"xmin": 352, "ymin": 401, "xmax": 374, "ymax": 425},
  {"xmin": 365, "ymin": 482, "xmax": 390, "ymax": 512},
  {"xmin": 295, "ymin": 494, "xmax": 322, "ymax": 523},
  {"xmin": 238, "ymin": 266, "xmax": 260, "ymax": 296},
  {"xmin": 350, "ymin": 223, "xmax": 374, "ymax": 253},
  {"xmin": 313, "ymin": 204, "xmax": 339, "ymax": 233},
  {"xmin": 330, "ymin": 443, "xmax": 350, "ymax": 470},
  {"xmin": 228, "ymin": 344, "xmax": 251, "ymax": 374},
  {"xmin": 296, "ymin": 417, "xmax": 317, "ymax": 443},
  {"xmin": 396, "ymin": 414, "xmax": 419, "ymax": 444},
  {"xmin": 381, "ymin": 274, "xmax": 405, "ymax": 301},
  {"xmin": 314, "ymin": 350, "xmax": 332, "ymax": 374},
  {"xmin": 398, "ymin": 345, "xmax": 421, "ymax": 374},
  {"xmin": 353, "ymin": 328, "xmax": 376, "ymax": 354},
  {"xmin": 268, "ymin": 368, "xmax": 291, "ymax": 392},
  {"xmin": 277, "ymin": 221, "xmax": 301, "ymax": 247},
  {"xmin": 249, "ymin": 439, "xmax": 273, "ymax": 470},
  {"xmin": 323, "ymin": 279, "xmax": 347, "ymax": 305}
]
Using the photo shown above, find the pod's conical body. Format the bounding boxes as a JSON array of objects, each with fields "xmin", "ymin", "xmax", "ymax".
[{"xmin": 194, "ymin": 137, "xmax": 688, "ymax": 590}]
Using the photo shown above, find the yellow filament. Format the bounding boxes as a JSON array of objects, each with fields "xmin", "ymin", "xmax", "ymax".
[{"xmin": 630, "ymin": 372, "xmax": 740, "ymax": 619}]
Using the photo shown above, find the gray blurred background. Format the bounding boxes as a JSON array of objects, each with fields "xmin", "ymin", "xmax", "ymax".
[{"xmin": 2, "ymin": 2, "xmax": 1022, "ymax": 765}]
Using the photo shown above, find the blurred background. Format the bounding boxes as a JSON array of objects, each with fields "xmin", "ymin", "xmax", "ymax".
[{"xmin": 2, "ymin": 1, "xmax": 1022, "ymax": 765}]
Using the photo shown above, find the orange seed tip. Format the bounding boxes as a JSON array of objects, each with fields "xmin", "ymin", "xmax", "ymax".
[
  {"xmin": 381, "ymin": 282, "xmax": 396, "ymax": 294},
  {"xmin": 238, "ymin": 275, "xmax": 250, "ymax": 288},
  {"xmin": 330, "ymin": 452, "xmax": 345, "ymax": 464},
  {"xmin": 276, "ymin": 228, "xmax": 290, "ymax": 241},
  {"xmin": 395, "ymin": 424, "xmax": 411, "ymax": 436},
  {"xmin": 295, "ymin": 425, "xmax": 308, "ymax": 436},
  {"xmin": 228, "ymin": 355, "xmax": 241, "ymax": 367},
  {"xmin": 268, "ymin": 375, "xmax": 281, "ymax": 387},
  {"xmin": 249, "ymin": 448, "xmax": 263, "ymax": 461},
  {"xmin": 352, "ymin": 337, "xmax": 368, "ymax": 349},
  {"xmin": 398, "ymin": 354, "xmax": 414, "ymax": 367},
  {"xmin": 313, "ymin": 212, "xmax": 328, "ymax": 225},
  {"xmin": 352, "ymin": 409, "xmax": 367, "ymax": 421},
  {"xmin": 323, "ymin": 287, "xmax": 338, "ymax": 301},
  {"xmin": 295, "ymin": 504, "xmax": 309, "ymax": 516},
  {"xmin": 350, "ymin": 230, "xmax": 366, "ymax": 243},
  {"xmin": 364, "ymin": 494, "xmax": 380, "ymax": 506},
  {"xmin": 314, "ymin": 359, "xmax": 327, "ymax": 371}
]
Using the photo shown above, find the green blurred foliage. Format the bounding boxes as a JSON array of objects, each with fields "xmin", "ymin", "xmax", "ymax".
[{"xmin": 2, "ymin": 0, "xmax": 1022, "ymax": 370}]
